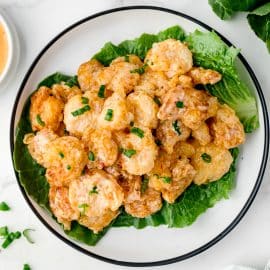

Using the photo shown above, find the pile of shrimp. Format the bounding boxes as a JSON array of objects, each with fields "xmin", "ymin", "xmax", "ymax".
[{"xmin": 23, "ymin": 38, "xmax": 245, "ymax": 233}]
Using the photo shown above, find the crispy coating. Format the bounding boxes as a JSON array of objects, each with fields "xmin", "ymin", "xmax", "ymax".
[
  {"xmin": 98, "ymin": 93, "xmax": 133, "ymax": 131},
  {"xmin": 210, "ymin": 104, "xmax": 245, "ymax": 149},
  {"xmin": 115, "ymin": 128, "xmax": 158, "ymax": 175},
  {"xmin": 158, "ymin": 86, "xmax": 219, "ymax": 130},
  {"xmin": 69, "ymin": 170, "xmax": 124, "ymax": 232},
  {"xmin": 30, "ymin": 86, "xmax": 64, "ymax": 132},
  {"xmin": 51, "ymin": 84, "xmax": 82, "ymax": 103},
  {"xmin": 44, "ymin": 136, "xmax": 88, "ymax": 186},
  {"xmin": 191, "ymin": 143, "xmax": 233, "ymax": 185},
  {"xmin": 122, "ymin": 176, "xmax": 162, "ymax": 218},
  {"xmin": 127, "ymin": 91, "xmax": 159, "ymax": 129},
  {"xmin": 82, "ymin": 128, "xmax": 118, "ymax": 169},
  {"xmin": 156, "ymin": 119, "xmax": 191, "ymax": 154},
  {"xmin": 145, "ymin": 39, "xmax": 193, "ymax": 78},
  {"xmin": 23, "ymin": 129, "xmax": 58, "ymax": 167},
  {"xmin": 191, "ymin": 122, "xmax": 212, "ymax": 146},
  {"xmin": 188, "ymin": 67, "xmax": 222, "ymax": 85},
  {"xmin": 49, "ymin": 186, "xmax": 79, "ymax": 230},
  {"xmin": 64, "ymin": 91, "xmax": 104, "ymax": 137}
]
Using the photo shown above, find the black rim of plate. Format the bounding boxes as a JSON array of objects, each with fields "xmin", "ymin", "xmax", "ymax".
[{"xmin": 10, "ymin": 5, "xmax": 269, "ymax": 267}]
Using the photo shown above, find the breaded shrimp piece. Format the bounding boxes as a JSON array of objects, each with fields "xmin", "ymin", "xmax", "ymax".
[
  {"xmin": 121, "ymin": 176, "xmax": 162, "ymax": 218},
  {"xmin": 49, "ymin": 186, "xmax": 80, "ymax": 230},
  {"xmin": 44, "ymin": 136, "xmax": 88, "ymax": 186},
  {"xmin": 187, "ymin": 67, "xmax": 222, "ymax": 85},
  {"xmin": 30, "ymin": 86, "xmax": 64, "ymax": 132},
  {"xmin": 64, "ymin": 91, "xmax": 104, "ymax": 137},
  {"xmin": 82, "ymin": 128, "xmax": 118, "ymax": 169},
  {"xmin": 69, "ymin": 170, "xmax": 124, "ymax": 219},
  {"xmin": 127, "ymin": 91, "xmax": 159, "ymax": 129},
  {"xmin": 191, "ymin": 122, "xmax": 212, "ymax": 146},
  {"xmin": 156, "ymin": 119, "xmax": 191, "ymax": 154},
  {"xmin": 173, "ymin": 141, "xmax": 196, "ymax": 159},
  {"xmin": 191, "ymin": 143, "xmax": 233, "ymax": 185},
  {"xmin": 23, "ymin": 129, "xmax": 58, "ymax": 167},
  {"xmin": 157, "ymin": 86, "xmax": 219, "ymax": 130},
  {"xmin": 115, "ymin": 128, "xmax": 158, "ymax": 175},
  {"xmin": 111, "ymin": 55, "xmax": 143, "ymax": 66},
  {"xmin": 145, "ymin": 39, "xmax": 193, "ymax": 78},
  {"xmin": 210, "ymin": 104, "xmax": 245, "ymax": 149},
  {"xmin": 178, "ymin": 75, "xmax": 194, "ymax": 88},
  {"xmin": 98, "ymin": 93, "xmax": 133, "ymax": 131},
  {"xmin": 134, "ymin": 69, "xmax": 170, "ymax": 98},
  {"xmin": 51, "ymin": 84, "xmax": 82, "ymax": 103},
  {"xmin": 77, "ymin": 59, "xmax": 104, "ymax": 92}
]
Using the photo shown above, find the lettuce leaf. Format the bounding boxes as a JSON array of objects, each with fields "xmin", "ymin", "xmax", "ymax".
[
  {"xmin": 186, "ymin": 30, "xmax": 259, "ymax": 133},
  {"xmin": 248, "ymin": 2, "xmax": 270, "ymax": 52}
]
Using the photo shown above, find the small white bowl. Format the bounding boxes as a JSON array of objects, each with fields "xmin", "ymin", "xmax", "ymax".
[{"xmin": 0, "ymin": 10, "xmax": 19, "ymax": 89}]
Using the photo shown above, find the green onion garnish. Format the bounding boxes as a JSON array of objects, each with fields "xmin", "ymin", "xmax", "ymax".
[
  {"xmin": 201, "ymin": 153, "xmax": 212, "ymax": 163},
  {"xmin": 172, "ymin": 120, "xmax": 181, "ymax": 136},
  {"xmin": 88, "ymin": 151, "xmax": 95, "ymax": 161},
  {"xmin": 130, "ymin": 127, "xmax": 144, "ymax": 138},
  {"xmin": 59, "ymin": 152, "xmax": 64, "ymax": 158},
  {"xmin": 98, "ymin": 85, "xmax": 106, "ymax": 98},
  {"xmin": 105, "ymin": 109, "xmax": 113, "ymax": 121},
  {"xmin": 78, "ymin": 203, "xmax": 89, "ymax": 215},
  {"xmin": 71, "ymin": 105, "xmax": 91, "ymax": 117},
  {"xmin": 0, "ymin": 201, "xmax": 10, "ymax": 211},
  {"xmin": 66, "ymin": 165, "xmax": 71, "ymax": 170},
  {"xmin": 0, "ymin": 226, "xmax": 9, "ymax": 237},
  {"xmin": 176, "ymin": 101, "xmax": 184, "ymax": 108},
  {"xmin": 23, "ymin": 229, "xmax": 35, "ymax": 244},
  {"xmin": 141, "ymin": 177, "xmax": 149, "ymax": 193},
  {"xmin": 81, "ymin": 96, "xmax": 89, "ymax": 104},
  {"xmin": 121, "ymin": 148, "xmax": 136, "ymax": 158},
  {"xmin": 153, "ymin": 96, "xmax": 161, "ymax": 106},
  {"xmin": 161, "ymin": 176, "xmax": 172, "ymax": 183},
  {"xmin": 130, "ymin": 64, "xmax": 147, "ymax": 75},
  {"xmin": 2, "ymin": 231, "xmax": 21, "ymax": 249},
  {"xmin": 23, "ymin": 264, "xmax": 31, "ymax": 270},
  {"xmin": 36, "ymin": 114, "xmax": 45, "ymax": 126},
  {"xmin": 89, "ymin": 186, "xmax": 98, "ymax": 195},
  {"xmin": 124, "ymin": 55, "xmax": 129, "ymax": 62}
]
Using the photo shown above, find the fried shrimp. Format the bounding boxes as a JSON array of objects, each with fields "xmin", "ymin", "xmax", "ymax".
[
  {"xmin": 82, "ymin": 128, "xmax": 118, "ymax": 169},
  {"xmin": 51, "ymin": 83, "xmax": 82, "ymax": 103},
  {"xmin": 98, "ymin": 92, "xmax": 133, "ymax": 131},
  {"xmin": 187, "ymin": 67, "xmax": 222, "ymax": 85},
  {"xmin": 191, "ymin": 143, "xmax": 233, "ymax": 185},
  {"xmin": 29, "ymin": 86, "xmax": 64, "ymax": 132},
  {"xmin": 49, "ymin": 186, "xmax": 79, "ymax": 230},
  {"xmin": 69, "ymin": 170, "xmax": 124, "ymax": 232},
  {"xmin": 115, "ymin": 128, "xmax": 158, "ymax": 175},
  {"xmin": 44, "ymin": 136, "xmax": 88, "ymax": 186},
  {"xmin": 191, "ymin": 122, "xmax": 212, "ymax": 146},
  {"xmin": 156, "ymin": 119, "xmax": 191, "ymax": 154},
  {"xmin": 127, "ymin": 91, "xmax": 159, "ymax": 129},
  {"xmin": 122, "ymin": 176, "xmax": 162, "ymax": 218},
  {"xmin": 157, "ymin": 86, "xmax": 219, "ymax": 130},
  {"xmin": 145, "ymin": 39, "xmax": 193, "ymax": 78},
  {"xmin": 64, "ymin": 91, "xmax": 104, "ymax": 137},
  {"xmin": 210, "ymin": 104, "xmax": 245, "ymax": 149}
]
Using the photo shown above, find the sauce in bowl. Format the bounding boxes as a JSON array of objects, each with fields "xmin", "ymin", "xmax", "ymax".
[{"xmin": 0, "ymin": 23, "xmax": 8, "ymax": 75}]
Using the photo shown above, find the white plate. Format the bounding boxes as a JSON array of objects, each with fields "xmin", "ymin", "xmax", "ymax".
[{"xmin": 10, "ymin": 6, "xmax": 269, "ymax": 267}]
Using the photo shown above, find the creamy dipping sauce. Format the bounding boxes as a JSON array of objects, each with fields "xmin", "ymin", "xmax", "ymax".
[{"xmin": 0, "ymin": 23, "xmax": 8, "ymax": 75}]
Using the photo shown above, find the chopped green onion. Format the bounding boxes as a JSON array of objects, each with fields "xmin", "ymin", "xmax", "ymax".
[
  {"xmin": 105, "ymin": 109, "xmax": 113, "ymax": 121},
  {"xmin": 155, "ymin": 139, "xmax": 162, "ymax": 146},
  {"xmin": 81, "ymin": 96, "xmax": 89, "ymax": 104},
  {"xmin": 201, "ymin": 153, "xmax": 212, "ymax": 163},
  {"xmin": 130, "ymin": 64, "xmax": 147, "ymax": 75},
  {"xmin": 88, "ymin": 151, "xmax": 95, "ymax": 161},
  {"xmin": 71, "ymin": 105, "xmax": 91, "ymax": 117},
  {"xmin": 121, "ymin": 148, "xmax": 136, "ymax": 158},
  {"xmin": 0, "ymin": 226, "xmax": 9, "ymax": 237},
  {"xmin": 78, "ymin": 203, "xmax": 88, "ymax": 215},
  {"xmin": 0, "ymin": 201, "xmax": 10, "ymax": 211},
  {"xmin": 14, "ymin": 231, "xmax": 21, "ymax": 239},
  {"xmin": 124, "ymin": 55, "xmax": 129, "ymax": 62},
  {"xmin": 176, "ymin": 101, "xmax": 184, "ymax": 108},
  {"xmin": 172, "ymin": 120, "xmax": 181, "ymax": 136},
  {"xmin": 66, "ymin": 165, "xmax": 71, "ymax": 170},
  {"xmin": 59, "ymin": 152, "xmax": 64, "ymax": 158},
  {"xmin": 130, "ymin": 127, "xmax": 144, "ymax": 138},
  {"xmin": 98, "ymin": 85, "xmax": 106, "ymax": 98},
  {"xmin": 1, "ymin": 231, "xmax": 21, "ymax": 249},
  {"xmin": 130, "ymin": 121, "xmax": 134, "ymax": 127},
  {"xmin": 89, "ymin": 186, "xmax": 98, "ymax": 195},
  {"xmin": 36, "ymin": 114, "xmax": 45, "ymax": 126},
  {"xmin": 23, "ymin": 264, "xmax": 31, "ymax": 270},
  {"xmin": 141, "ymin": 177, "xmax": 149, "ymax": 193},
  {"xmin": 153, "ymin": 96, "xmax": 161, "ymax": 106},
  {"xmin": 23, "ymin": 229, "xmax": 35, "ymax": 244},
  {"xmin": 161, "ymin": 176, "xmax": 172, "ymax": 183}
]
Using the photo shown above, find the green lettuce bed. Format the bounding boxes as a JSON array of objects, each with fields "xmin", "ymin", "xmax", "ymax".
[{"xmin": 13, "ymin": 25, "xmax": 258, "ymax": 246}]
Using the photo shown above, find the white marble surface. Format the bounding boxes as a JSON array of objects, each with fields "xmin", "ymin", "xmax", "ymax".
[{"xmin": 0, "ymin": 0, "xmax": 269, "ymax": 269}]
